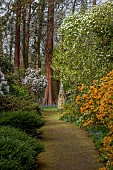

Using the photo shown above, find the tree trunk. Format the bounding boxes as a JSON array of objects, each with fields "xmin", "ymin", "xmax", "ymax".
[
  {"xmin": 93, "ymin": 0, "xmax": 96, "ymax": 5},
  {"xmin": 14, "ymin": 0, "xmax": 21, "ymax": 69},
  {"xmin": 22, "ymin": 6, "xmax": 27, "ymax": 69},
  {"xmin": 72, "ymin": 0, "xmax": 76, "ymax": 14},
  {"xmin": 37, "ymin": 1, "xmax": 45, "ymax": 69},
  {"xmin": 37, "ymin": 1, "xmax": 46, "ymax": 69},
  {"xmin": 9, "ymin": 22, "xmax": 13, "ymax": 63},
  {"xmin": 0, "ymin": 22, "xmax": 3, "ymax": 58},
  {"xmin": 25, "ymin": 3, "xmax": 31, "ymax": 69},
  {"xmin": 43, "ymin": 0, "xmax": 55, "ymax": 105}
]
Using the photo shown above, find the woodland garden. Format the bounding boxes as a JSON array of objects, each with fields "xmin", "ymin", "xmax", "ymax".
[{"xmin": 0, "ymin": 0, "xmax": 113, "ymax": 170}]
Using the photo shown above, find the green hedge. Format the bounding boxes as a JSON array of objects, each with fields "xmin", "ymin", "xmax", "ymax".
[
  {"xmin": 10, "ymin": 84, "xmax": 29, "ymax": 97},
  {"xmin": 0, "ymin": 111, "xmax": 45, "ymax": 136},
  {"xmin": 0, "ymin": 126, "xmax": 44, "ymax": 170},
  {"xmin": 0, "ymin": 95, "xmax": 41, "ymax": 113}
]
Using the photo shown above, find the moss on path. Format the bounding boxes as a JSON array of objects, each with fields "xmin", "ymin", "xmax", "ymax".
[{"xmin": 38, "ymin": 111, "xmax": 101, "ymax": 170}]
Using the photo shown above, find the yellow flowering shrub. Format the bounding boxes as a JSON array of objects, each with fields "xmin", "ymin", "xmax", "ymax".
[{"xmin": 75, "ymin": 70, "xmax": 113, "ymax": 170}]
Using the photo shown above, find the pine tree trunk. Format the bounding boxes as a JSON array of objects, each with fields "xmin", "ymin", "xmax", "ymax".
[{"xmin": 43, "ymin": 0, "xmax": 55, "ymax": 105}]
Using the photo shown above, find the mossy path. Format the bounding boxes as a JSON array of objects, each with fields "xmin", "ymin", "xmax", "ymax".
[{"xmin": 38, "ymin": 111, "xmax": 101, "ymax": 170}]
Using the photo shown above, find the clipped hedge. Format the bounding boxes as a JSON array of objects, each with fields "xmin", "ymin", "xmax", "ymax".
[
  {"xmin": 0, "ymin": 126, "xmax": 44, "ymax": 170},
  {"xmin": 0, "ymin": 95, "xmax": 41, "ymax": 113},
  {"xmin": 0, "ymin": 111, "xmax": 45, "ymax": 136}
]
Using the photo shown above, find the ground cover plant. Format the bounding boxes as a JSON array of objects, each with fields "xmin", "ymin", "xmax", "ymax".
[
  {"xmin": 0, "ymin": 126, "xmax": 44, "ymax": 170},
  {"xmin": 60, "ymin": 70, "xmax": 113, "ymax": 170}
]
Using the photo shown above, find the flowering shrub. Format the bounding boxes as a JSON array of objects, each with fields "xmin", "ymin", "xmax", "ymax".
[
  {"xmin": 22, "ymin": 68, "xmax": 47, "ymax": 97},
  {"xmin": 75, "ymin": 70, "xmax": 113, "ymax": 170},
  {"xmin": 0, "ymin": 68, "xmax": 9, "ymax": 95},
  {"xmin": 52, "ymin": 1, "xmax": 113, "ymax": 91}
]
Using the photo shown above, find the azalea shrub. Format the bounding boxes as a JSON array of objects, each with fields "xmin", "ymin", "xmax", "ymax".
[
  {"xmin": 22, "ymin": 68, "xmax": 47, "ymax": 100},
  {"xmin": 61, "ymin": 70, "xmax": 113, "ymax": 170},
  {"xmin": 0, "ymin": 69, "xmax": 10, "ymax": 95}
]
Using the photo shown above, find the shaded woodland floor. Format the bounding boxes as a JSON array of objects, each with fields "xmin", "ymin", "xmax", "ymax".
[{"xmin": 37, "ymin": 111, "xmax": 101, "ymax": 170}]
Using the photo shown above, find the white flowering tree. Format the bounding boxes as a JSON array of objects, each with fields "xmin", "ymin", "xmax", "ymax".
[
  {"xmin": 52, "ymin": 1, "xmax": 113, "ymax": 91},
  {"xmin": 22, "ymin": 68, "xmax": 47, "ymax": 100},
  {"xmin": 0, "ymin": 68, "xmax": 10, "ymax": 95}
]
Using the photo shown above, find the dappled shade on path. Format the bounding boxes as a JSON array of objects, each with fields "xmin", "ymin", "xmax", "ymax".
[{"xmin": 37, "ymin": 111, "xmax": 101, "ymax": 170}]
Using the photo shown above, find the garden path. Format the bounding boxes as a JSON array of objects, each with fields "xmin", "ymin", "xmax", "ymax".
[{"xmin": 38, "ymin": 111, "xmax": 101, "ymax": 170}]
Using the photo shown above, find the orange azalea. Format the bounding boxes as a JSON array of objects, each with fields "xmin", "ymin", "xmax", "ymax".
[
  {"xmin": 103, "ymin": 136, "xmax": 112, "ymax": 146},
  {"xmin": 93, "ymin": 79, "xmax": 97, "ymax": 84},
  {"xmin": 74, "ymin": 70, "xmax": 113, "ymax": 169},
  {"xmin": 83, "ymin": 93, "xmax": 88, "ymax": 99},
  {"xmin": 77, "ymin": 84, "xmax": 86, "ymax": 91},
  {"xmin": 75, "ymin": 95, "xmax": 81, "ymax": 102}
]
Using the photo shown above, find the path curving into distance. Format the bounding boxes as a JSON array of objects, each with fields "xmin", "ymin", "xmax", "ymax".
[{"xmin": 38, "ymin": 111, "xmax": 101, "ymax": 170}]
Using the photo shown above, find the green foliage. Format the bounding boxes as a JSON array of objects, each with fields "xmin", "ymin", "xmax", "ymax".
[
  {"xmin": 52, "ymin": 1, "xmax": 113, "ymax": 92},
  {"xmin": 41, "ymin": 105, "xmax": 58, "ymax": 112},
  {"xmin": 0, "ymin": 95, "xmax": 40, "ymax": 112},
  {"xmin": 0, "ymin": 95, "xmax": 20, "ymax": 112},
  {"xmin": 10, "ymin": 84, "xmax": 29, "ymax": 97},
  {"xmin": 0, "ymin": 59, "xmax": 14, "ymax": 74},
  {"xmin": 0, "ymin": 110, "xmax": 45, "ymax": 136},
  {"xmin": 0, "ymin": 126, "xmax": 44, "ymax": 170}
]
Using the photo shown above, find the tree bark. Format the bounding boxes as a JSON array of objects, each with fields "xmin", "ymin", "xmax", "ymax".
[
  {"xmin": 25, "ymin": 3, "xmax": 31, "ymax": 69},
  {"xmin": 9, "ymin": 21, "xmax": 13, "ymax": 63},
  {"xmin": 14, "ymin": 0, "xmax": 21, "ymax": 69},
  {"xmin": 93, "ymin": 0, "xmax": 96, "ymax": 5},
  {"xmin": 0, "ymin": 19, "xmax": 3, "ymax": 57},
  {"xmin": 22, "ymin": 6, "xmax": 27, "ymax": 69},
  {"xmin": 43, "ymin": 0, "xmax": 55, "ymax": 105},
  {"xmin": 72, "ymin": 0, "xmax": 76, "ymax": 14},
  {"xmin": 37, "ymin": 1, "xmax": 46, "ymax": 69}
]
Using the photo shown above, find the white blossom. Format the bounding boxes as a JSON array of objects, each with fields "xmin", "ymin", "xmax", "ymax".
[
  {"xmin": 0, "ymin": 69, "xmax": 10, "ymax": 95},
  {"xmin": 22, "ymin": 68, "xmax": 47, "ymax": 95}
]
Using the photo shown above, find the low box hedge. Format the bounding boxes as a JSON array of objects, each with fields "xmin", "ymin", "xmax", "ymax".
[
  {"xmin": 0, "ymin": 110, "xmax": 45, "ymax": 136},
  {"xmin": 0, "ymin": 95, "xmax": 41, "ymax": 113},
  {"xmin": 0, "ymin": 126, "xmax": 44, "ymax": 170}
]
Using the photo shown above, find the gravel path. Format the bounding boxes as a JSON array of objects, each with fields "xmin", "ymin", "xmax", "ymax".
[{"xmin": 38, "ymin": 111, "xmax": 101, "ymax": 170}]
